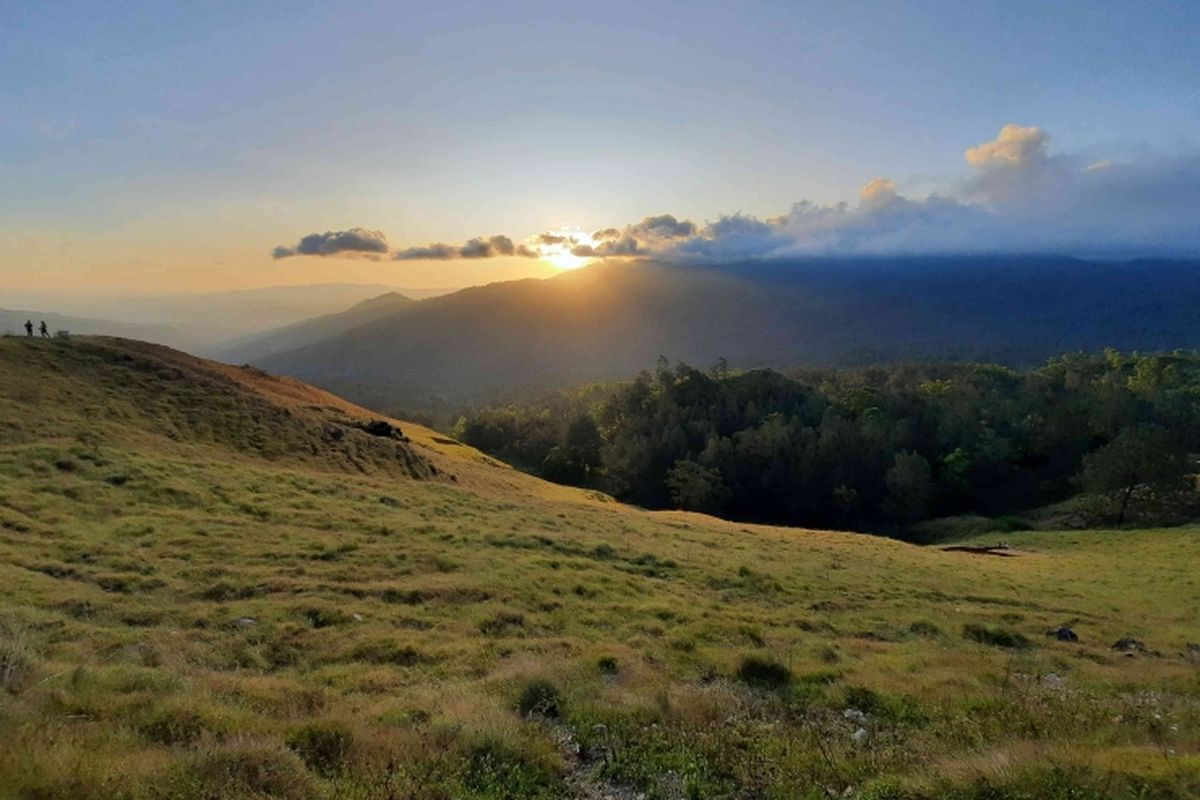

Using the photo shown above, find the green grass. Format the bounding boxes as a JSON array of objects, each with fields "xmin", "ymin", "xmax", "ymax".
[{"xmin": 0, "ymin": 337, "xmax": 1198, "ymax": 799}]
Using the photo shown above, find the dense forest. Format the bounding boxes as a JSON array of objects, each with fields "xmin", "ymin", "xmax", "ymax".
[{"xmin": 451, "ymin": 351, "xmax": 1200, "ymax": 536}]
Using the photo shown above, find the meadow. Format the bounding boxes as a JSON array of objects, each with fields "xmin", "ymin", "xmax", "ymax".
[{"xmin": 0, "ymin": 337, "xmax": 1197, "ymax": 799}]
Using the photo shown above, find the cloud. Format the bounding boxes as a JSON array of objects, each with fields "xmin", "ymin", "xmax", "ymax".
[
  {"xmin": 392, "ymin": 234, "xmax": 537, "ymax": 261},
  {"xmin": 964, "ymin": 123, "xmax": 1049, "ymax": 168},
  {"xmin": 272, "ymin": 228, "xmax": 388, "ymax": 259},
  {"xmin": 564, "ymin": 214, "xmax": 699, "ymax": 257},
  {"xmin": 629, "ymin": 214, "xmax": 697, "ymax": 240},
  {"xmin": 280, "ymin": 124, "xmax": 1200, "ymax": 265},
  {"xmin": 392, "ymin": 242, "xmax": 459, "ymax": 260},
  {"xmin": 675, "ymin": 124, "xmax": 1200, "ymax": 260}
]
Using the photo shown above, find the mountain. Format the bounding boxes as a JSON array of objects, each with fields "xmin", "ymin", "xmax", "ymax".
[
  {"xmin": 216, "ymin": 291, "xmax": 417, "ymax": 364},
  {"xmin": 1, "ymin": 334, "xmax": 1196, "ymax": 799},
  {"xmin": 243, "ymin": 256, "xmax": 1200, "ymax": 404}
]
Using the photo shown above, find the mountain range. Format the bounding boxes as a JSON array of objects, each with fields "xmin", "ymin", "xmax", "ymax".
[{"xmin": 231, "ymin": 256, "xmax": 1200, "ymax": 405}]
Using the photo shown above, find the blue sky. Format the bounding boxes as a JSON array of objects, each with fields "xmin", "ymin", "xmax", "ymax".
[{"xmin": 2, "ymin": 1, "xmax": 1198, "ymax": 293}]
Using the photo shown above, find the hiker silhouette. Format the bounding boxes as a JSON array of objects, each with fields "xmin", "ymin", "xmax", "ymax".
[
  {"xmin": 24, "ymin": 319, "xmax": 33, "ymax": 337},
  {"xmin": 39, "ymin": 321, "xmax": 49, "ymax": 338}
]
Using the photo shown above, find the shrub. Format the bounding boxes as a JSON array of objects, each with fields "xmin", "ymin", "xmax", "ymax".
[
  {"xmin": 516, "ymin": 679, "xmax": 562, "ymax": 719},
  {"xmin": 843, "ymin": 685, "xmax": 929, "ymax": 726},
  {"xmin": 463, "ymin": 735, "xmax": 559, "ymax": 797},
  {"xmin": 300, "ymin": 606, "xmax": 350, "ymax": 629},
  {"xmin": 350, "ymin": 639, "xmax": 425, "ymax": 666},
  {"xmin": 198, "ymin": 581, "xmax": 258, "ymax": 602},
  {"xmin": 138, "ymin": 704, "xmax": 209, "ymax": 745},
  {"xmin": 0, "ymin": 631, "xmax": 35, "ymax": 694},
  {"xmin": 479, "ymin": 611, "xmax": 525, "ymax": 637},
  {"xmin": 963, "ymin": 623, "xmax": 1031, "ymax": 649},
  {"xmin": 169, "ymin": 740, "xmax": 316, "ymax": 800},
  {"xmin": 285, "ymin": 720, "xmax": 354, "ymax": 776},
  {"xmin": 736, "ymin": 655, "xmax": 792, "ymax": 689},
  {"xmin": 909, "ymin": 620, "xmax": 942, "ymax": 638}
]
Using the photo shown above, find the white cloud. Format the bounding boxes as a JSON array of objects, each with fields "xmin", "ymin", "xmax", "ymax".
[
  {"xmin": 964, "ymin": 123, "xmax": 1049, "ymax": 168},
  {"xmin": 278, "ymin": 124, "xmax": 1200, "ymax": 263}
]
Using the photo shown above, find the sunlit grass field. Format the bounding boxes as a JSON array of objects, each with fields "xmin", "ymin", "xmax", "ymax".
[{"xmin": 1, "ymin": 337, "xmax": 1197, "ymax": 799}]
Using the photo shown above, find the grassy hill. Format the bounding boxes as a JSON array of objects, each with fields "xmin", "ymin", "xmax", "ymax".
[{"xmin": 0, "ymin": 336, "xmax": 1197, "ymax": 799}]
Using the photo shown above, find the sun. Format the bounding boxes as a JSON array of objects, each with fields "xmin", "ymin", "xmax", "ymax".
[
  {"xmin": 545, "ymin": 251, "xmax": 591, "ymax": 270},
  {"xmin": 534, "ymin": 227, "xmax": 595, "ymax": 270}
]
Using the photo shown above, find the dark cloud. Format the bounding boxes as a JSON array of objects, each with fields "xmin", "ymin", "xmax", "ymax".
[
  {"xmin": 630, "ymin": 214, "xmax": 697, "ymax": 240},
  {"xmin": 572, "ymin": 235, "xmax": 641, "ymax": 257},
  {"xmin": 272, "ymin": 228, "xmax": 388, "ymax": 259},
  {"xmin": 393, "ymin": 234, "xmax": 536, "ymax": 261},
  {"xmin": 392, "ymin": 242, "xmax": 459, "ymax": 260}
]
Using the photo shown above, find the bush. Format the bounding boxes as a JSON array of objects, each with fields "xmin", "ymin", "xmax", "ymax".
[
  {"xmin": 463, "ymin": 734, "xmax": 560, "ymax": 797},
  {"xmin": 843, "ymin": 685, "xmax": 929, "ymax": 726},
  {"xmin": 516, "ymin": 679, "xmax": 562, "ymax": 718},
  {"xmin": 350, "ymin": 639, "xmax": 425, "ymax": 666},
  {"xmin": 168, "ymin": 740, "xmax": 316, "ymax": 800},
  {"xmin": 285, "ymin": 720, "xmax": 354, "ymax": 776},
  {"xmin": 479, "ymin": 611, "xmax": 525, "ymax": 637},
  {"xmin": 963, "ymin": 623, "xmax": 1031, "ymax": 649},
  {"xmin": 908, "ymin": 620, "xmax": 942, "ymax": 638},
  {"xmin": 138, "ymin": 704, "xmax": 209, "ymax": 745},
  {"xmin": 736, "ymin": 655, "xmax": 792, "ymax": 689},
  {"xmin": 0, "ymin": 632, "xmax": 35, "ymax": 694},
  {"xmin": 300, "ymin": 606, "xmax": 351, "ymax": 629}
]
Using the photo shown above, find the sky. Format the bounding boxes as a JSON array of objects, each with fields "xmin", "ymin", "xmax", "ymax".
[{"xmin": 1, "ymin": 1, "xmax": 1198, "ymax": 297}]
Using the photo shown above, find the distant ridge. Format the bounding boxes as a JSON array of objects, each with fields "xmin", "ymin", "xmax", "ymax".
[
  {"xmin": 218, "ymin": 292, "xmax": 417, "ymax": 364},
  {"xmin": 236, "ymin": 256, "xmax": 1200, "ymax": 404}
]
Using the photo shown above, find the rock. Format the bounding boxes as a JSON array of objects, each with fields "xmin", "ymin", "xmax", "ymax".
[
  {"xmin": 1042, "ymin": 672, "xmax": 1066, "ymax": 690},
  {"xmin": 235, "ymin": 617, "xmax": 257, "ymax": 628},
  {"xmin": 1185, "ymin": 643, "xmax": 1200, "ymax": 663},
  {"xmin": 1047, "ymin": 626, "xmax": 1078, "ymax": 642},
  {"xmin": 851, "ymin": 727, "xmax": 869, "ymax": 745},
  {"xmin": 1111, "ymin": 636, "xmax": 1147, "ymax": 653},
  {"xmin": 361, "ymin": 419, "xmax": 401, "ymax": 438},
  {"xmin": 842, "ymin": 708, "xmax": 868, "ymax": 724},
  {"xmin": 352, "ymin": 613, "xmax": 364, "ymax": 622}
]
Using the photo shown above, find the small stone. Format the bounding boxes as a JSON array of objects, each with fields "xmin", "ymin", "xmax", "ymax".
[
  {"xmin": 1047, "ymin": 626, "xmax": 1078, "ymax": 642},
  {"xmin": 852, "ymin": 727, "xmax": 869, "ymax": 745},
  {"xmin": 1112, "ymin": 636, "xmax": 1147, "ymax": 653},
  {"xmin": 842, "ymin": 708, "xmax": 868, "ymax": 724},
  {"xmin": 1042, "ymin": 672, "xmax": 1066, "ymax": 689},
  {"xmin": 352, "ymin": 613, "xmax": 365, "ymax": 622},
  {"xmin": 235, "ymin": 617, "xmax": 257, "ymax": 628}
]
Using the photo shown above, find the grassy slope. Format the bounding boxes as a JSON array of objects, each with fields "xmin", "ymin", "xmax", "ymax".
[{"xmin": 0, "ymin": 337, "xmax": 1197, "ymax": 799}]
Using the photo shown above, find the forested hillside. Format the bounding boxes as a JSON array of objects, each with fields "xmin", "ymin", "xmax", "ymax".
[{"xmin": 454, "ymin": 350, "xmax": 1200, "ymax": 533}]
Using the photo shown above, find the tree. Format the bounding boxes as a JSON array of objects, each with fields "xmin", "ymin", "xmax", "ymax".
[
  {"xmin": 665, "ymin": 460, "xmax": 730, "ymax": 514},
  {"xmin": 564, "ymin": 414, "xmax": 602, "ymax": 470},
  {"xmin": 541, "ymin": 446, "xmax": 585, "ymax": 485},
  {"xmin": 885, "ymin": 451, "xmax": 933, "ymax": 522},
  {"xmin": 1076, "ymin": 425, "xmax": 1190, "ymax": 524}
]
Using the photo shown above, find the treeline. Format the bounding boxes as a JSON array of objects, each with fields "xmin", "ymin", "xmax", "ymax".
[{"xmin": 451, "ymin": 352, "xmax": 1200, "ymax": 534}]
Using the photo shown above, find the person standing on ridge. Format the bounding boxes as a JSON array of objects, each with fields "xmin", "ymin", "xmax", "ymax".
[
  {"xmin": 24, "ymin": 319, "xmax": 33, "ymax": 337},
  {"xmin": 39, "ymin": 321, "xmax": 49, "ymax": 338}
]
